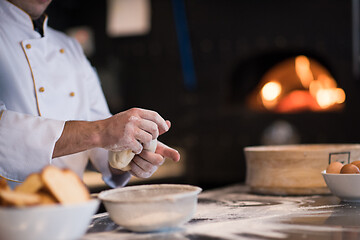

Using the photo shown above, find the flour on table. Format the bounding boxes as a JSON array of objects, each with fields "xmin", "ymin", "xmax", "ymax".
[{"xmin": 83, "ymin": 185, "xmax": 360, "ymax": 240}]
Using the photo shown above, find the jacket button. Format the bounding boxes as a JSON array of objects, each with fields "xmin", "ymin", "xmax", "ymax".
[
  {"xmin": 69, "ymin": 92, "xmax": 75, "ymax": 97},
  {"xmin": 39, "ymin": 87, "xmax": 45, "ymax": 92},
  {"xmin": 25, "ymin": 44, "xmax": 31, "ymax": 49},
  {"xmin": 60, "ymin": 48, "xmax": 65, "ymax": 54}
]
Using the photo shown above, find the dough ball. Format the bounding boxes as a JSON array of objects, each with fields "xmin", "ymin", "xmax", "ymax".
[
  {"xmin": 108, "ymin": 149, "xmax": 135, "ymax": 170},
  {"xmin": 108, "ymin": 139, "xmax": 158, "ymax": 171}
]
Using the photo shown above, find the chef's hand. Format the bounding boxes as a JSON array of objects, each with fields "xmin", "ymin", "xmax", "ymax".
[
  {"xmin": 100, "ymin": 108, "xmax": 169, "ymax": 154},
  {"xmin": 129, "ymin": 141, "xmax": 181, "ymax": 178},
  {"xmin": 53, "ymin": 107, "xmax": 175, "ymax": 161}
]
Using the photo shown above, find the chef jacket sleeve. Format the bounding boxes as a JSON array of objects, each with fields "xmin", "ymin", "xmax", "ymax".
[
  {"xmin": 78, "ymin": 51, "xmax": 131, "ymax": 188},
  {"xmin": 0, "ymin": 101, "xmax": 65, "ymax": 182}
]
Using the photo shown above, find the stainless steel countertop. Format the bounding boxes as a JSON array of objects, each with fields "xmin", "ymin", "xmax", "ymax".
[{"xmin": 83, "ymin": 184, "xmax": 360, "ymax": 240}]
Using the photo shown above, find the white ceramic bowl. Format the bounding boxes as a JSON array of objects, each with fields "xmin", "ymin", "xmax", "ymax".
[
  {"xmin": 0, "ymin": 199, "xmax": 99, "ymax": 240},
  {"xmin": 98, "ymin": 184, "xmax": 202, "ymax": 232},
  {"xmin": 322, "ymin": 171, "xmax": 360, "ymax": 202}
]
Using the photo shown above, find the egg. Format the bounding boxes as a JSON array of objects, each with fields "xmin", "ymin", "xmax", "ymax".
[
  {"xmin": 351, "ymin": 160, "xmax": 360, "ymax": 169},
  {"xmin": 326, "ymin": 161, "xmax": 344, "ymax": 174},
  {"xmin": 353, "ymin": 163, "xmax": 360, "ymax": 170},
  {"xmin": 351, "ymin": 160, "xmax": 360, "ymax": 165},
  {"xmin": 340, "ymin": 163, "xmax": 360, "ymax": 174}
]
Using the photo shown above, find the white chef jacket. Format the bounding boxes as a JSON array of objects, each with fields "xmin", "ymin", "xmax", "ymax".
[{"xmin": 0, "ymin": 0, "xmax": 130, "ymax": 188}]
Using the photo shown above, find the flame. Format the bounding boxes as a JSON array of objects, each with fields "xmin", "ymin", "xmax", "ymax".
[
  {"xmin": 261, "ymin": 81, "xmax": 282, "ymax": 101},
  {"xmin": 316, "ymin": 88, "xmax": 345, "ymax": 109},
  {"xmin": 276, "ymin": 90, "xmax": 321, "ymax": 113},
  {"xmin": 261, "ymin": 81, "xmax": 282, "ymax": 109},
  {"xmin": 255, "ymin": 55, "xmax": 346, "ymax": 113},
  {"xmin": 309, "ymin": 74, "xmax": 344, "ymax": 109},
  {"xmin": 295, "ymin": 55, "xmax": 314, "ymax": 88},
  {"xmin": 335, "ymin": 88, "xmax": 346, "ymax": 104}
]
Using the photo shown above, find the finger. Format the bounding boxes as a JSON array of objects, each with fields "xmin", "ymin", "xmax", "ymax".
[
  {"xmin": 158, "ymin": 120, "xmax": 171, "ymax": 135},
  {"xmin": 162, "ymin": 120, "xmax": 171, "ymax": 136},
  {"xmin": 133, "ymin": 156, "xmax": 157, "ymax": 172},
  {"xmin": 129, "ymin": 157, "xmax": 157, "ymax": 178},
  {"xmin": 166, "ymin": 120, "xmax": 171, "ymax": 129},
  {"xmin": 133, "ymin": 129, "xmax": 153, "ymax": 147},
  {"xmin": 106, "ymin": 134, "xmax": 143, "ymax": 153},
  {"xmin": 128, "ymin": 139, "xmax": 143, "ymax": 154},
  {"xmin": 137, "ymin": 108, "xmax": 169, "ymax": 134},
  {"xmin": 139, "ymin": 150, "xmax": 165, "ymax": 166},
  {"xmin": 138, "ymin": 118, "xmax": 159, "ymax": 139},
  {"xmin": 126, "ymin": 115, "xmax": 159, "ymax": 139},
  {"xmin": 155, "ymin": 141, "xmax": 180, "ymax": 162}
]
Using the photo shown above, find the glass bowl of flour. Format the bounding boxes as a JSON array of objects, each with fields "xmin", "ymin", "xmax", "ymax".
[{"xmin": 98, "ymin": 184, "xmax": 202, "ymax": 232}]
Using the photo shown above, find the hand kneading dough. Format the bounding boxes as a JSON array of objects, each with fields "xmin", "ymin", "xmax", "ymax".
[{"xmin": 109, "ymin": 139, "xmax": 157, "ymax": 171}]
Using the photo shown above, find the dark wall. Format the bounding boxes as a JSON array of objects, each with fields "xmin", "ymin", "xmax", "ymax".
[{"xmin": 46, "ymin": 0, "xmax": 360, "ymax": 189}]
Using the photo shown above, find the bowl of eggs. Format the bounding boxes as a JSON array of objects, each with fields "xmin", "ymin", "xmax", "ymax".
[{"xmin": 322, "ymin": 161, "xmax": 360, "ymax": 202}]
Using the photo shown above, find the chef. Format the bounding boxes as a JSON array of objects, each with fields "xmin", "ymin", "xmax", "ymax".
[{"xmin": 0, "ymin": 0, "xmax": 180, "ymax": 188}]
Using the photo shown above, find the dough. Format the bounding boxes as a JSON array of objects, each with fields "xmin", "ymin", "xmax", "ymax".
[{"xmin": 109, "ymin": 139, "xmax": 158, "ymax": 171}]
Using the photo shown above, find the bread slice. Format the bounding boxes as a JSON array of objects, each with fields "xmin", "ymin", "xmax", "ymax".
[
  {"xmin": 37, "ymin": 190, "xmax": 58, "ymax": 205},
  {"xmin": 0, "ymin": 174, "xmax": 51, "ymax": 207},
  {"xmin": 0, "ymin": 190, "xmax": 41, "ymax": 207},
  {"xmin": 14, "ymin": 173, "xmax": 43, "ymax": 194},
  {"xmin": 41, "ymin": 166, "xmax": 90, "ymax": 204},
  {"xmin": 0, "ymin": 177, "xmax": 10, "ymax": 191}
]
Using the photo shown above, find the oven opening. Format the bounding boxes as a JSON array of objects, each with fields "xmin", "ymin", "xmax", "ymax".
[{"xmin": 244, "ymin": 55, "xmax": 345, "ymax": 113}]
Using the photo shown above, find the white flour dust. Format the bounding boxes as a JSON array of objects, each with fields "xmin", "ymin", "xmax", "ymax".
[
  {"xmin": 125, "ymin": 212, "xmax": 185, "ymax": 229},
  {"xmin": 187, "ymin": 195, "xmax": 337, "ymax": 240},
  {"xmin": 83, "ymin": 185, "xmax": 359, "ymax": 240}
]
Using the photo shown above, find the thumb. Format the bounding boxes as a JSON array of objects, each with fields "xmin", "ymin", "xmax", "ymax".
[{"xmin": 155, "ymin": 141, "xmax": 180, "ymax": 162}]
